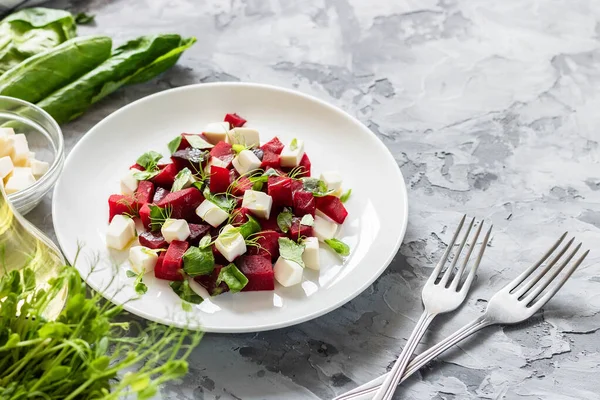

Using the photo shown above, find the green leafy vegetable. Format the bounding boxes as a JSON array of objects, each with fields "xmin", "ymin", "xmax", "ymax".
[
  {"xmin": 249, "ymin": 173, "xmax": 269, "ymax": 191},
  {"xmin": 277, "ymin": 208, "xmax": 293, "ymax": 233},
  {"xmin": 0, "ymin": 35, "xmax": 112, "ymax": 103},
  {"xmin": 301, "ymin": 177, "xmax": 333, "ymax": 197},
  {"xmin": 290, "ymin": 138, "xmax": 298, "ymax": 151},
  {"xmin": 300, "ymin": 214, "xmax": 314, "ymax": 226},
  {"xmin": 324, "ymin": 238, "xmax": 350, "ymax": 257},
  {"xmin": 340, "ymin": 189, "xmax": 352, "ymax": 203},
  {"xmin": 182, "ymin": 246, "xmax": 215, "ymax": 277},
  {"xmin": 136, "ymin": 150, "xmax": 163, "ymax": 169},
  {"xmin": 169, "ymin": 280, "xmax": 203, "ymax": 304},
  {"xmin": 74, "ymin": 12, "xmax": 95, "ymax": 25},
  {"xmin": 184, "ymin": 134, "xmax": 214, "ymax": 149},
  {"xmin": 198, "ymin": 234, "xmax": 212, "ymax": 249},
  {"xmin": 149, "ymin": 204, "xmax": 172, "ymax": 231},
  {"xmin": 37, "ymin": 35, "xmax": 196, "ymax": 124},
  {"xmin": 239, "ymin": 215, "xmax": 261, "ymax": 239},
  {"xmin": 231, "ymin": 143, "xmax": 246, "ymax": 154},
  {"xmin": 172, "ymin": 167, "xmax": 193, "ymax": 192},
  {"xmin": 127, "ymin": 269, "xmax": 148, "ymax": 295},
  {"xmin": 167, "ymin": 135, "xmax": 182, "ymax": 154},
  {"xmin": 216, "ymin": 264, "xmax": 248, "ymax": 293},
  {"xmin": 203, "ymin": 187, "xmax": 235, "ymax": 211},
  {"xmin": 278, "ymin": 237, "xmax": 305, "ymax": 268},
  {"xmin": 0, "ymin": 8, "xmax": 77, "ymax": 75}
]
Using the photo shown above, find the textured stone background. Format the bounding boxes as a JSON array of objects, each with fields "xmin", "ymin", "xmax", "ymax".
[{"xmin": 26, "ymin": 0, "xmax": 600, "ymax": 399}]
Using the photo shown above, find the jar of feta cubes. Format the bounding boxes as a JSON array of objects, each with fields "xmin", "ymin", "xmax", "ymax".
[{"xmin": 0, "ymin": 96, "xmax": 64, "ymax": 215}]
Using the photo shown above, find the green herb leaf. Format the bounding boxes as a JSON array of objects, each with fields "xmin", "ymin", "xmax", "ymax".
[
  {"xmin": 290, "ymin": 138, "xmax": 298, "ymax": 151},
  {"xmin": 301, "ymin": 177, "xmax": 332, "ymax": 197},
  {"xmin": 182, "ymin": 302, "xmax": 192, "ymax": 312},
  {"xmin": 136, "ymin": 151, "xmax": 163, "ymax": 169},
  {"xmin": 277, "ymin": 208, "xmax": 293, "ymax": 233},
  {"xmin": 300, "ymin": 214, "xmax": 314, "ymax": 226},
  {"xmin": 133, "ymin": 170, "xmax": 160, "ymax": 181},
  {"xmin": 216, "ymin": 264, "xmax": 248, "ymax": 293},
  {"xmin": 184, "ymin": 134, "xmax": 214, "ymax": 149},
  {"xmin": 171, "ymin": 167, "xmax": 193, "ymax": 192},
  {"xmin": 182, "ymin": 246, "xmax": 215, "ymax": 277},
  {"xmin": 126, "ymin": 270, "xmax": 137, "ymax": 278},
  {"xmin": 170, "ymin": 280, "xmax": 203, "ymax": 304},
  {"xmin": 75, "ymin": 12, "xmax": 95, "ymax": 25},
  {"xmin": 232, "ymin": 143, "xmax": 246, "ymax": 154},
  {"xmin": 167, "ymin": 135, "xmax": 183, "ymax": 154},
  {"xmin": 135, "ymin": 280, "xmax": 148, "ymax": 295},
  {"xmin": 199, "ymin": 234, "xmax": 212, "ymax": 249},
  {"xmin": 278, "ymin": 237, "xmax": 305, "ymax": 268},
  {"xmin": 149, "ymin": 204, "xmax": 172, "ymax": 231},
  {"xmin": 324, "ymin": 238, "xmax": 350, "ymax": 257},
  {"xmin": 340, "ymin": 188, "xmax": 352, "ymax": 203},
  {"xmin": 239, "ymin": 215, "xmax": 261, "ymax": 239},
  {"xmin": 203, "ymin": 188, "xmax": 235, "ymax": 211}
]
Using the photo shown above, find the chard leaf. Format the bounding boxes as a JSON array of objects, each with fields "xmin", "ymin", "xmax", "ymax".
[
  {"xmin": 239, "ymin": 215, "xmax": 261, "ymax": 239},
  {"xmin": 216, "ymin": 264, "xmax": 248, "ymax": 293},
  {"xmin": 278, "ymin": 237, "xmax": 305, "ymax": 268},
  {"xmin": 182, "ymin": 246, "xmax": 215, "ymax": 277},
  {"xmin": 170, "ymin": 280, "xmax": 203, "ymax": 304},
  {"xmin": 324, "ymin": 238, "xmax": 350, "ymax": 257},
  {"xmin": 277, "ymin": 208, "xmax": 293, "ymax": 233}
]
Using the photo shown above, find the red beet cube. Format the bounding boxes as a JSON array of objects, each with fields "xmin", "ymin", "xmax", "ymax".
[
  {"xmin": 195, "ymin": 264, "xmax": 229, "ymax": 296},
  {"xmin": 292, "ymin": 190, "xmax": 315, "ymax": 217},
  {"xmin": 261, "ymin": 137, "xmax": 284, "ymax": 154},
  {"xmin": 155, "ymin": 240, "xmax": 188, "ymax": 281},
  {"xmin": 139, "ymin": 231, "xmax": 168, "ymax": 249},
  {"xmin": 315, "ymin": 195, "xmax": 348, "ymax": 224},
  {"xmin": 209, "ymin": 165, "xmax": 230, "ymax": 194},
  {"xmin": 153, "ymin": 187, "xmax": 170, "ymax": 203},
  {"xmin": 236, "ymin": 256, "xmax": 275, "ymax": 291},
  {"xmin": 210, "ymin": 141, "xmax": 233, "ymax": 159},
  {"xmin": 290, "ymin": 179, "xmax": 303, "ymax": 193},
  {"xmin": 267, "ymin": 176, "xmax": 293, "ymax": 206},
  {"xmin": 188, "ymin": 223, "xmax": 211, "ymax": 245},
  {"xmin": 224, "ymin": 113, "xmax": 246, "ymax": 128},
  {"xmin": 260, "ymin": 212, "xmax": 282, "ymax": 232},
  {"xmin": 288, "ymin": 217, "xmax": 313, "ymax": 240},
  {"xmin": 171, "ymin": 148, "xmax": 207, "ymax": 172},
  {"xmin": 211, "ymin": 246, "xmax": 229, "ymax": 266},
  {"xmin": 156, "ymin": 187, "xmax": 204, "ymax": 220},
  {"xmin": 248, "ymin": 230, "xmax": 282, "ymax": 261},
  {"xmin": 177, "ymin": 134, "xmax": 191, "ymax": 150},
  {"xmin": 230, "ymin": 207, "xmax": 250, "ymax": 226},
  {"xmin": 261, "ymin": 151, "xmax": 280, "ymax": 170},
  {"xmin": 108, "ymin": 194, "xmax": 136, "ymax": 222},
  {"xmin": 134, "ymin": 180, "xmax": 155, "ymax": 209},
  {"xmin": 139, "ymin": 204, "xmax": 152, "ymax": 230},
  {"xmin": 155, "ymin": 252, "xmax": 165, "ymax": 273},
  {"xmin": 298, "ymin": 154, "xmax": 311, "ymax": 177},
  {"xmin": 231, "ymin": 177, "xmax": 253, "ymax": 197},
  {"xmin": 151, "ymin": 163, "xmax": 178, "ymax": 188},
  {"xmin": 130, "ymin": 163, "xmax": 144, "ymax": 171}
]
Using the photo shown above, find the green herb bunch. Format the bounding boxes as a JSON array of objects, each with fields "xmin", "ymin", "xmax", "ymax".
[{"xmin": 0, "ymin": 266, "xmax": 202, "ymax": 399}]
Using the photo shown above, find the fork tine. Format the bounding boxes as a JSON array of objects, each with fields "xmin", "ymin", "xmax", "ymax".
[
  {"xmin": 527, "ymin": 249, "xmax": 589, "ymax": 313},
  {"xmin": 458, "ymin": 224, "xmax": 492, "ymax": 292},
  {"xmin": 505, "ymin": 231, "xmax": 568, "ymax": 292},
  {"xmin": 427, "ymin": 214, "xmax": 466, "ymax": 284},
  {"xmin": 523, "ymin": 243, "xmax": 581, "ymax": 305},
  {"xmin": 513, "ymin": 237, "xmax": 575, "ymax": 298},
  {"xmin": 449, "ymin": 220, "xmax": 484, "ymax": 290},
  {"xmin": 439, "ymin": 217, "xmax": 475, "ymax": 287}
]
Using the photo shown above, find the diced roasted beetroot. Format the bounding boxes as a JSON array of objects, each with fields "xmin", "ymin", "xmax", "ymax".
[
  {"xmin": 261, "ymin": 151, "xmax": 280, "ymax": 169},
  {"xmin": 108, "ymin": 194, "xmax": 136, "ymax": 222},
  {"xmin": 139, "ymin": 231, "xmax": 168, "ymax": 249},
  {"xmin": 188, "ymin": 223, "xmax": 211, "ymax": 245},
  {"xmin": 171, "ymin": 147, "xmax": 207, "ymax": 172},
  {"xmin": 177, "ymin": 134, "xmax": 191, "ymax": 150},
  {"xmin": 210, "ymin": 141, "xmax": 233, "ymax": 159},
  {"xmin": 230, "ymin": 207, "xmax": 250, "ymax": 226},
  {"xmin": 248, "ymin": 230, "xmax": 282, "ymax": 261},
  {"xmin": 261, "ymin": 137, "xmax": 284, "ymax": 154},
  {"xmin": 267, "ymin": 176, "xmax": 293, "ymax": 207},
  {"xmin": 134, "ymin": 180, "xmax": 155, "ymax": 209},
  {"xmin": 297, "ymin": 154, "xmax": 311, "ymax": 177},
  {"xmin": 153, "ymin": 187, "xmax": 170, "ymax": 203},
  {"xmin": 288, "ymin": 217, "xmax": 313, "ymax": 240},
  {"xmin": 139, "ymin": 204, "xmax": 152, "ymax": 230},
  {"xmin": 155, "ymin": 240, "xmax": 188, "ymax": 281},
  {"xmin": 156, "ymin": 187, "xmax": 204, "ymax": 220},
  {"xmin": 259, "ymin": 212, "xmax": 281, "ymax": 232},
  {"xmin": 224, "ymin": 113, "xmax": 246, "ymax": 128},
  {"xmin": 236, "ymin": 256, "xmax": 275, "ymax": 291},
  {"xmin": 290, "ymin": 179, "xmax": 303, "ymax": 193},
  {"xmin": 151, "ymin": 163, "xmax": 178, "ymax": 188},
  {"xmin": 231, "ymin": 177, "xmax": 253, "ymax": 197},
  {"xmin": 130, "ymin": 163, "xmax": 144, "ymax": 171},
  {"xmin": 212, "ymin": 246, "xmax": 229, "ymax": 266},
  {"xmin": 292, "ymin": 190, "xmax": 315, "ymax": 217},
  {"xmin": 195, "ymin": 264, "xmax": 229, "ymax": 296},
  {"xmin": 315, "ymin": 195, "xmax": 348, "ymax": 224},
  {"xmin": 209, "ymin": 165, "xmax": 230, "ymax": 194},
  {"xmin": 154, "ymin": 252, "xmax": 165, "ymax": 274}
]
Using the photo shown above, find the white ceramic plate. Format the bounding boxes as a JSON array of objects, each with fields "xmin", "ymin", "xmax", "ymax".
[{"xmin": 53, "ymin": 83, "xmax": 408, "ymax": 333}]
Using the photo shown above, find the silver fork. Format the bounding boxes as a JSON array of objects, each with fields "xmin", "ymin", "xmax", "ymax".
[
  {"xmin": 372, "ymin": 215, "xmax": 492, "ymax": 400},
  {"xmin": 334, "ymin": 232, "xmax": 589, "ymax": 400}
]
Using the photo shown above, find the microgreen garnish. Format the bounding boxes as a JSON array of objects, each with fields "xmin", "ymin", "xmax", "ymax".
[
  {"xmin": 300, "ymin": 214, "xmax": 314, "ymax": 226},
  {"xmin": 239, "ymin": 215, "xmax": 261, "ymax": 239},
  {"xmin": 277, "ymin": 208, "xmax": 293, "ymax": 233},
  {"xmin": 340, "ymin": 188, "xmax": 352, "ymax": 203},
  {"xmin": 225, "ymin": 169, "xmax": 264, "ymax": 197},
  {"xmin": 301, "ymin": 177, "xmax": 333, "ymax": 197},
  {"xmin": 324, "ymin": 238, "xmax": 350, "ymax": 257},
  {"xmin": 216, "ymin": 264, "xmax": 248, "ymax": 293},
  {"xmin": 199, "ymin": 234, "xmax": 212, "ymax": 249},
  {"xmin": 116, "ymin": 196, "xmax": 138, "ymax": 218},
  {"xmin": 203, "ymin": 187, "xmax": 236, "ymax": 212},
  {"xmin": 167, "ymin": 135, "xmax": 182, "ymax": 154},
  {"xmin": 183, "ymin": 246, "xmax": 215, "ymax": 277},
  {"xmin": 244, "ymin": 233, "xmax": 266, "ymax": 252},
  {"xmin": 288, "ymin": 166, "xmax": 307, "ymax": 179},
  {"xmin": 184, "ymin": 134, "xmax": 214, "ymax": 149},
  {"xmin": 290, "ymin": 138, "xmax": 298, "ymax": 151},
  {"xmin": 249, "ymin": 172, "xmax": 270, "ymax": 191},
  {"xmin": 133, "ymin": 150, "xmax": 163, "ymax": 180},
  {"xmin": 278, "ymin": 237, "xmax": 305, "ymax": 268},
  {"xmin": 170, "ymin": 280, "xmax": 203, "ymax": 304},
  {"xmin": 172, "ymin": 167, "xmax": 194, "ymax": 192},
  {"xmin": 149, "ymin": 204, "xmax": 173, "ymax": 231},
  {"xmin": 126, "ymin": 269, "xmax": 148, "ymax": 295}
]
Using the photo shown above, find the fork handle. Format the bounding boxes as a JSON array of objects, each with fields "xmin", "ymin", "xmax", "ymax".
[
  {"xmin": 372, "ymin": 311, "xmax": 435, "ymax": 400},
  {"xmin": 333, "ymin": 316, "xmax": 491, "ymax": 400}
]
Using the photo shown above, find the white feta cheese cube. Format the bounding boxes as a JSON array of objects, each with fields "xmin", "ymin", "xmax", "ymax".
[
  {"xmin": 204, "ymin": 156, "xmax": 229, "ymax": 174},
  {"xmin": 313, "ymin": 215, "xmax": 338, "ymax": 242},
  {"xmin": 203, "ymin": 122, "xmax": 230, "ymax": 144},
  {"xmin": 320, "ymin": 171, "xmax": 342, "ymax": 192},
  {"xmin": 0, "ymin": 128, "xmax": 15, "ymax": 136},
  {"xmin": 215, "ymin": 224, "xmax": 247, "ymax": 262},
  {"xmin": 302, "ymin": 237, "xmax": 320, "ymax": 270},
  {"xmin": 4, "ymin": 167, "xmax": 35, "ymax": 194},
  {"xmin": 242, "ymin": 190, "xmax": 273, "ymax": 219},
  {"xmin": 279, "ymin": 139, "xmax": 305, "ymax": 167},
  {"xmin": 30, "ymin": 159, "xmax": 49, "ymax": 178},
  {"xmin": 10, "ymin": 134, "xmax": 29, "ymax": 166},
  {"xmin": 228, "ymin": 127, "xmax": 260, "ymax": 147},
  {"xmin": 196, "ymin": 199, "xmax": 229, "ymax": 227},
  {"xmin": 0, "ymin": 156, "xmax": 14, "ymax": 179},
  {"xmin": 120, "ymin": 168, "xmax": 139, "ymax": 196},
  {"xmin": 106, "ymin": 215, "xmax": 136, "ymax": 250},
  {"xmin": 232, "ymin": 149, "xmax": 261, "ymax": 175},
  {"xmin": 161, "ymin": 219, "xmax": 191, "ymax": 243},
  {"xmin": 0, "ymin": 129, "xmax": 14, "ymax": 159},
  {"xmin": 274, "ymin": 256, "xmax": 303, "ymax": 287},
  {"xmin": 129, "ymin": 246, "xmax": 159, "ymax": 274}
]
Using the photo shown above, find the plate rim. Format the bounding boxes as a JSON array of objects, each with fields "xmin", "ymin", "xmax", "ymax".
[{"xmin": 52, "ymin": 82, "xmax": 409, "ymax": 333}]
